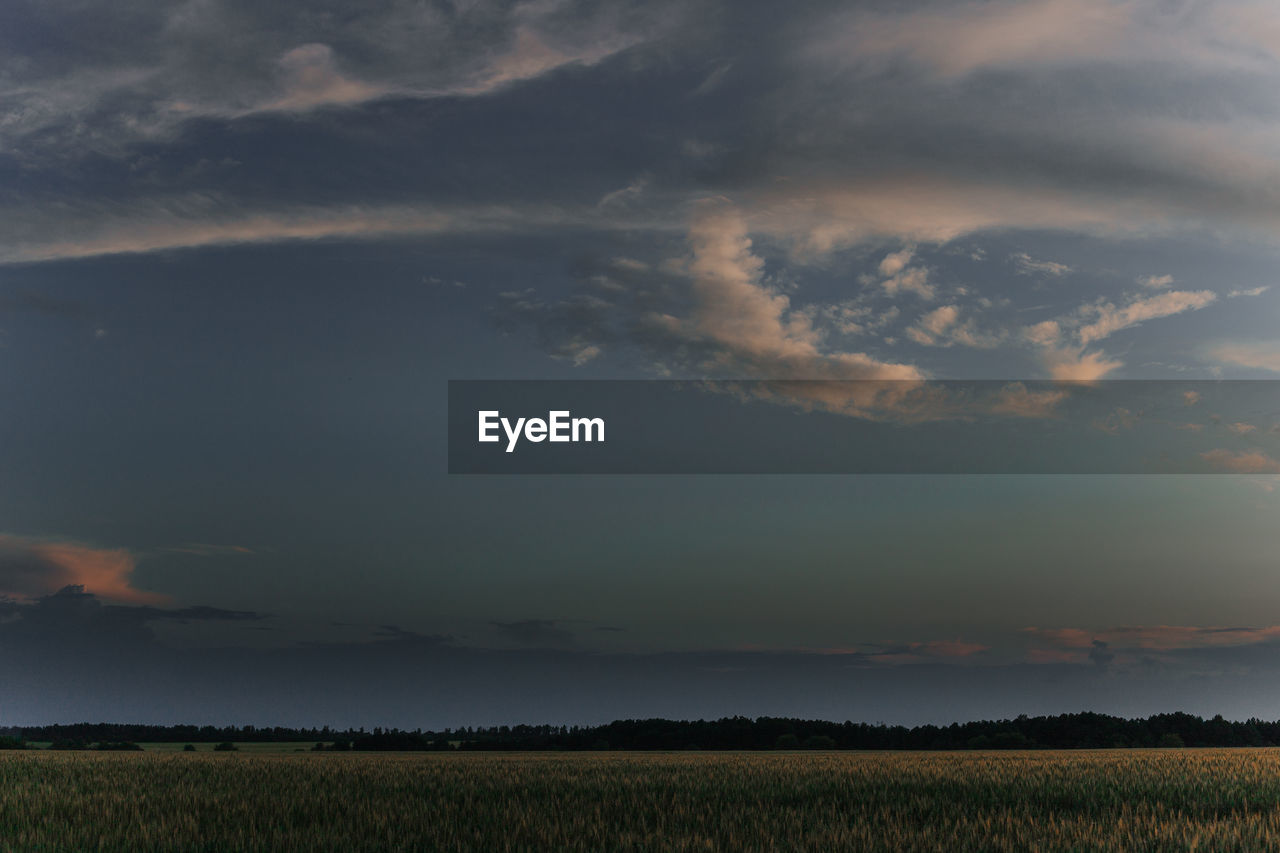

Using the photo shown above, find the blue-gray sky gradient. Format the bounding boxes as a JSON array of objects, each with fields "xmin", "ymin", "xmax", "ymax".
[{"xmin": 3, "ymin": 0, "xmax": 1280, "ymax": 726}]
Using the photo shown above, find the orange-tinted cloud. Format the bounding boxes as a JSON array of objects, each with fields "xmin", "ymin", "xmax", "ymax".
[
  {"xmin": 912, "ymin": 640, "xmax": 990, "ymax": 658},
  {"xmin": 1202, "ymin": 449, "xmax": 1280, "ymax": 474},
  {"xmin": 1026, "ymin": 648, "xmax": 1088, "ymax": 664},
  {"xmin": 1025, "ymin": 627, "xmax": 1094, "ymax": 648},
  {"xmin": 866, "ymin": 639, "xmax": 990, "ymax": 664},
  {"xmin": 682, "ymin": 209, "xmax": 924, "ymax": 381},
  {"xmin": 1076, "ymin": 290, "xmax": 1216, "ymax": 347},
  {"xmin": 988, "ymin": 382, "xmax": 1069, "ymax": 418},
  {"xmin": 1044, "ymin": 347, "xmax": 1123, "ymax": 382},
  {"xmin": 1027, "ymin": 624, "xmax": 1280, "ymax": 653},
  {"xmin": 0, "ymin": 534, "xmax": 167, "ymax": 605}
]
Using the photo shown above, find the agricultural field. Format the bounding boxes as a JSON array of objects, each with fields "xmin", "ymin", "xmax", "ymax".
[{"xmin": 6, "ymin": 749, "xmax": 1280, "ymax": 851}]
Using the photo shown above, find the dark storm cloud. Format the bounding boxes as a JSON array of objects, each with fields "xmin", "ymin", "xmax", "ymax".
[
  {"xmin": 0, "ymin": 585, "xmax": 266, "ymax": 623},
  {"xmin": 370, "ymin": 624, "xmax": 454, "ymax": 644},
  {"xmin": 126, "ymin": 602, "xmax": 266, "ymax": 623},
  {"xmin": 0, "ymin": 585, "xmax": 266, "ymax": 651},
  {"xmin": 490, "ymin": 619, "xmax": 577, "ymax": 647},
  {"xmin": 1089, "ymin": 639, "xmax": 1115, "ymax": 668}
]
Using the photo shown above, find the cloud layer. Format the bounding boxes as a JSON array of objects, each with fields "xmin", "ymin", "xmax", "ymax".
[{"xmin": 4, "ymin": 0, "xmax": 1277, "ymax": 383}]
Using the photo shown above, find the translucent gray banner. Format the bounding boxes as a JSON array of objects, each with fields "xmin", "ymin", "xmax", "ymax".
[{"xmin": 448, "ymin": 380, "xmax": 1280, "ymax": 474}]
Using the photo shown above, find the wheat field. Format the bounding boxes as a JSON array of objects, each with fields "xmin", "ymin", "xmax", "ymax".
[{"xmin": 5, "ymin": 749, "xmax": 1280, "ymax": 851}]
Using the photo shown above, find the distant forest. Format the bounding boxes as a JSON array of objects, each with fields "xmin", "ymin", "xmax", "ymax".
[{"xmin": 6, "ymin": 712, "xmax": 1280, "ymax": 751}]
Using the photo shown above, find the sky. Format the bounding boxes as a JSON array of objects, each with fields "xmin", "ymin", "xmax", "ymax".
[{"xmin": 3, "ymin": 0, "xmax": 1280, "ymax": 728}]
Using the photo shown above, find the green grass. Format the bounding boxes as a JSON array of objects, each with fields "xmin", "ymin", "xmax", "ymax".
[{"xmin": 5, "ymin": 749, "xmax": 1280, "ymax": 851}]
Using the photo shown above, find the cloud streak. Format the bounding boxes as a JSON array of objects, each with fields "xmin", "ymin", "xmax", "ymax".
[
  {"xmin": 1210, "ymin": 342, "xmax": 1280, "ymax": 374},
  {"xmin": 808, "ymin": 0, "xmax": 1280, "ymax": 79},
  {"xmin": 1077, "ymin": 290, "xmax": 1217, "ymax": 348},
  {"xmin": 0, "ymin": 198, "xmax": 685, "ymax": 265}
]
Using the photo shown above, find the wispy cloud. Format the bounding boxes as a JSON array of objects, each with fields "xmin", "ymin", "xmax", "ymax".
[
  {"xmin": 1077, "ymin": 290, "xmax": 1217, "ymax": 348},
  {"xmin": 1209, "ymin": 342, "xmax": 1280, "ymax": 373},
  {"xmin": 0, "ymin": 198, "xmax": 679, "ymax": 265},
  {"xmin": 1012, "ymin": 252, "xmax": 1072, "ymax": 277},
  {"xmin": 161, "ymin": 543, "xmax": 256, "ymax": 558},
  {"xmin": 750, "ymin": 176, "xmax": 1179, "ymax": 257},
  {"xmin": 807, "ymin": 0, "xmax": 1280, "ymax": 79},
  {"xmin": 677, "ymin": 209, "xmax": 924, "ymax": 379},
  {"xmin": 906, "ymin": 305, "xmax": 1002, "ymax": 349},
  {"xmin": 0, "ymin": 1, "xmax": 677, "ymax": 157},
  {"xmin": 501, "ymin": 206, "xmax": 926, "ymax": 381},
  {"xmin": 873, "ymin": 248, "xmax": 935, "ymax": 299},
  {"xmin": 1022, "ymin": 290, "xmax": 1218, "ymax": 380},
  {"xmin": 253, "ymin": 44, "xmax": 389, "ymax": 113},
  {"xmin": 987, "ymin": 382, "xmax": 1070, "ymax": 418}
]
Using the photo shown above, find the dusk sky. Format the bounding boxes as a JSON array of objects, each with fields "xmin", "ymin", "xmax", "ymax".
[{"xmin": 4, "ymin": 0, "xmax": 1280, "ymax": 728}]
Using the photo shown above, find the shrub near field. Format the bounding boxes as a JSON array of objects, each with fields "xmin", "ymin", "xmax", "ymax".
[{"xmin": 6, "ymin": 750, "xmax": 1280, "ymax": 851}]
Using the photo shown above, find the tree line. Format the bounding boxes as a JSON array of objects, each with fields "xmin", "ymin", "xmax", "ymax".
[{"xmin": 4, "ymin": 712, "xmax": 1279, "ymax": 751}]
